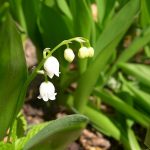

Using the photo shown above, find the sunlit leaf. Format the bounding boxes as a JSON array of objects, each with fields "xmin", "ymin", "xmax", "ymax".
[
  {"xmin": 23, "ymin": 114, "xmax": 88, "ymax": 150},
  {"xmin": 0, "ymin": 14, "xmax": 27, "ymax": 139}
]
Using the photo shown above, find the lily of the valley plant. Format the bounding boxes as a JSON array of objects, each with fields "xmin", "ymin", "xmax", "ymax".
[{"xmin": 36, "ymin": 37, "xmax": 94, "ymax": 101}]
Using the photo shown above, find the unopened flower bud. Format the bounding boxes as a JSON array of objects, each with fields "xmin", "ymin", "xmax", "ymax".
[
  {"xmin": 87, "ymin": 47, "xmax": 94, "ymax": 57},
  {"xmin": 44, "ymin": 56, "xmax": 60, "ymax": 78},
  {"xmin": 78, "ymin": 47, "xmax": 89, "ymax": 59},
  {"xmin": 64, "ymin": 48, "xmax": 75, "ymax": 62},
  {"xmin": 38, "ymin": 81, "xmax": 57, "ymax": 101}
]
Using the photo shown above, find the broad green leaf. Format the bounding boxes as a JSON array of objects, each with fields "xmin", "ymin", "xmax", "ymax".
[
  {"xmin": 85, "ymin": 106, "xmax": 120, "ymax": 140},
  {"xmin": 22, "ymin": 0, "xmax": 43, "ymax": 49},
  {"xmin": 73, "ymin": 0, "xmax": 140, "ymax": 112},
  {"xmin": 68, "ymin": 0, "xmax": 94, "ymax": 73},
  {"xmin": 74, "ymin": 37, "xmax": 118, "ymax": 111},
  {"xmin": 140, "ymin": 0, "xmax": 150, "ymax": 28},
  {"xmin": 56, "ymin": 0, "xmax": 72, "ymax": 20},
  {"xmin": 94, "ymin": 90, "xmax": 150, "ymax": 127},
  {"xmin": 68, "ymin": 0, "xmax": 93, "ymax": 38},
  {"xmin": 23, "ymin": 114, "xmax": 88, "ymax": 150},
  {"xmin": 118, "ymin": 63, "xmax": 150, "ymax": 87},
  {"xmin": 0, "ymin": 14, "xmax": 27, "ymax": 139},
  {"xmin": 38, "ymin": 3, "xmax": 72, "ymax": 48},
  {"xmin": 15, "ymin": 122, "xmax": 48, "ymax": 150}
]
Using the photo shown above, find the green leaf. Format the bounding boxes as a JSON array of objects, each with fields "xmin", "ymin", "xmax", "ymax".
[
  {"xmin": 38, "ymin": 3, "xmax": 72, "ymax": 48},
  {"xmin": 95, "ymin": 0, "xmax": 105, "ymax": 25},
  {"xmin": 15, "ymin": 122, "xmax": 48, "ymax": 150},
  {"xmin": 23, "ymin": 114, "xmax": 88, "ymax": 150},
  {"xmin": 85, "ymin": 106, "xmax": 120, "ymax": 140},
  {"xmin": 11, "ymin": 112, "xmax": 27, "ymax": 142},
  {"xmin": 117, "ymin": 27, "xmax": 150, "ymax": 63},
  {"xmin": 56, "ymin": 0, "xmax": 72, "ymax": 20},
  {"xmin": 22, "ymin": 0, "xmax": 43, "ymax": 49},
  {"xmin": 0, "ymin": 14, "xmax": 27, "ymax": 139},
  {"xmin": 95, "ymin": 90, "xmax": 150, "ymax": 127},
  {"xmin": 74, "ymin": 0, "xmax": 140, "ymax": 112},
  {"xmin": 94, "ymin": 0, "xmax": 140, "ymax": 56},
  {"xmin": 0, "ymin": 142, "xmax": 14, "ymax": 150},
  {"xmin": 106, "ymin": 26, "xmax": 150, "ymax": 80},
  {"xmin": 0, "ymin": 2, "xmax": 9, "ymax": 21},
  {"xmin": 9, "ymin": 0, "xmax": 27, "ymax": 31},
  {"xmin": 118, "ymin": 63, "xmax": 150, "ymax": 87},
  {"xmin": 140, "ymin": 0, "xmax": 150, "ymax": 28},
  {"xmin": 68, "ymin": 0, "xmax": 93, "ymax": 38},
  {"xmin": 96, "ymin": 0, "xmax": 119, "ymax": 28}
]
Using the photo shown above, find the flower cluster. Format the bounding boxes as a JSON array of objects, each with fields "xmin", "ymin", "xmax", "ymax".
[
  {"xmin": 64, "ymin": 37, "xmax": 94, "ymax": 62},
  {"xmin": 37, "ymin": 37, "xmax": 94, "ymax": 102},
  {"xmin": 78, "ymin": 47, "xmax": 94, "ymax": 59}
]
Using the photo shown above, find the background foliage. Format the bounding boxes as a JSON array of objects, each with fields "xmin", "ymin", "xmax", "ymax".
[{"xmin": 0, "ymin": 0, "xmax": 150, "ymax": 149}]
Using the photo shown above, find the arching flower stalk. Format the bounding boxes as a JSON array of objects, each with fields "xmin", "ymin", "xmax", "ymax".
[{"xmin": 34, "ymin": 37, "xmax": 95, "ymax": 101}]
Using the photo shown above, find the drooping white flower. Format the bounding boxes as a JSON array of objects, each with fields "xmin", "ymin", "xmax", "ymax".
[
  {"xmin": 78, "ymin": 47, "xmax": 89, "ymax": 59},
  {"xmin": 38, "ymin": 81, "xmax": 57, "ymax": 101},
  {"xmin": 87, "ymin": 47, "xmax": 94, "ymax": 57},
  {"xmin": 64, "ymin": 48, "xmax": 75, "ymax": 62},
  {"xmin": 44, "ymin": 56, "xmax": 60, "ymax": 78}
]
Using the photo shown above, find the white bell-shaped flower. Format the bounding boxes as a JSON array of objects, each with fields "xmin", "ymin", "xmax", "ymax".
[
  {"xmin": 38, "ymin": 81, "xmax": 57, "ymax": 101},
  {"xmin": 78, "ymin": 47, "xmax": 89, "ymax": 59},
  {"xmin": 64, "ymin": 48, "xmax": 75, "ymax": 62},
  {"xmin": 87, "ymin": 47, "xmax": 94, "ymax": 57},
  {"xmin": 44, "ymin": 56, "xmax": 60, "ymax": 78}
]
